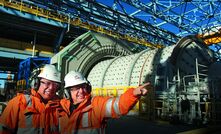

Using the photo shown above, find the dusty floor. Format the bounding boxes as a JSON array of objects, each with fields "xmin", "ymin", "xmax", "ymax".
[{"xmin": 106, "ymin": 116, "xmax": 221, "ymax": 134}]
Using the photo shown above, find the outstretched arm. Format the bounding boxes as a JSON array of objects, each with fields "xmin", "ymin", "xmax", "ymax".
[
  {"xmin": 100, "ymin": 82, "xmax": 151, "ymax": 118},
  {"xmin": 92, "ymin": 82, "xmax": 152, "ymax": 120}
]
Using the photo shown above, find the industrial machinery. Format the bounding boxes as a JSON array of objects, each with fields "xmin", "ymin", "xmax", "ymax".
[
  {"xmin": 51, "ymin": 31, "xmax": 221, "ymax": 124},
  {"xmin": 17, "ymin": 57, "xmax": 50, "ymax": 90}
]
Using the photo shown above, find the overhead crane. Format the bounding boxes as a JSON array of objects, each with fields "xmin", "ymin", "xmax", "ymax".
[{"xmin": 197, "ymin": 28, "xmax": 221, "ymax": 46}]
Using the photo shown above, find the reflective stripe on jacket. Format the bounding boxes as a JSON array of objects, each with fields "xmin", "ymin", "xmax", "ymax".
[
  {"xmin": 59, "ymin": 88, "xmax": 139, "ymax": 134},
  {"xmin": 0, "ymin": 89, "xmax": 61, "ymax": 134}
]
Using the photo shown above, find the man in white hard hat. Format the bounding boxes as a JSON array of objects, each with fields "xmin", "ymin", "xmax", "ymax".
[
  {"xmin": 36, "ymin": 64, "xmax": 61, "ymax": 102},
  {"xmin": 0, "ymin": 64, "xmax": 62, "ymax": 134},
  {"xmin": 59, "ymin": 71, "xmax": 150, "ymax": 134}
]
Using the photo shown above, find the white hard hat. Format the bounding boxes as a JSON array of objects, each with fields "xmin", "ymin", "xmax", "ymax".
[
  {"xmin": 64, "ymin": 71, "xmax": 88, "ymax": 88},
  {"xmin": 38, "ymin": 64, "xmax": 61, "ymax": 83}
]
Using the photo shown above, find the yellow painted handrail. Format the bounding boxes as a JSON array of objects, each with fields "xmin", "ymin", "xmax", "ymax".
[{"xmin": 0, "ymin": 0, "xmax": 163, "ymax": 49}]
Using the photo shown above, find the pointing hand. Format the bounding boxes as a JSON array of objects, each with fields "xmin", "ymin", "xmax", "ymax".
[{"xmin": 133, "ymin": 82, "xmax": 151, "ymax": 96}]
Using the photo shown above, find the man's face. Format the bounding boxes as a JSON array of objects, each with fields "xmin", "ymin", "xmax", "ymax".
[
  {"xmin": 70, "ymin": 84, "xmax": 89, "ymax": 105},
  {"xmin": 38, "ymin": 78, "xmax": 59, "ymax": 101}
]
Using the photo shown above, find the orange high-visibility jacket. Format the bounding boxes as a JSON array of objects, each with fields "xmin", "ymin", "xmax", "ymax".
[
  {"xmin": 59, "ymin": 88, "xmax": 139, "ymax": 134},
  {"xmin": 0, "ymin": 89, "xmax": 61, "ymax": 134}
]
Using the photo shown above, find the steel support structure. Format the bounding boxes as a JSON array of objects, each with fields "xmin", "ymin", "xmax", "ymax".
[{"xmin": 17, "ymin": 57, "xmax": 50, "ymax": 89}]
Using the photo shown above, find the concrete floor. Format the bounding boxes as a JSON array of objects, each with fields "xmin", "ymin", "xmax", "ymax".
[{"xmin": 106, "ymin": 116, "xmax": 221, "ymax": 134}]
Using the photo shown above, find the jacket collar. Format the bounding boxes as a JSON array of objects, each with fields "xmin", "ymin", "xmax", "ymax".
[{"xmin": 61, "ymin": 94, "xmax": 92, "ymax": 115}]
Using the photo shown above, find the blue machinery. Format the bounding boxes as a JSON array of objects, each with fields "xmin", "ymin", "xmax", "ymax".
[{"xmin": 17, "ymin": 57, "xmax": 50, "ymax": 90}]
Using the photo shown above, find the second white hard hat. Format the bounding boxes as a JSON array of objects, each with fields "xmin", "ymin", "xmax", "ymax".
[{"xmin": 64, "ymin": 71, "xmax": 88, "ymax": 88}]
